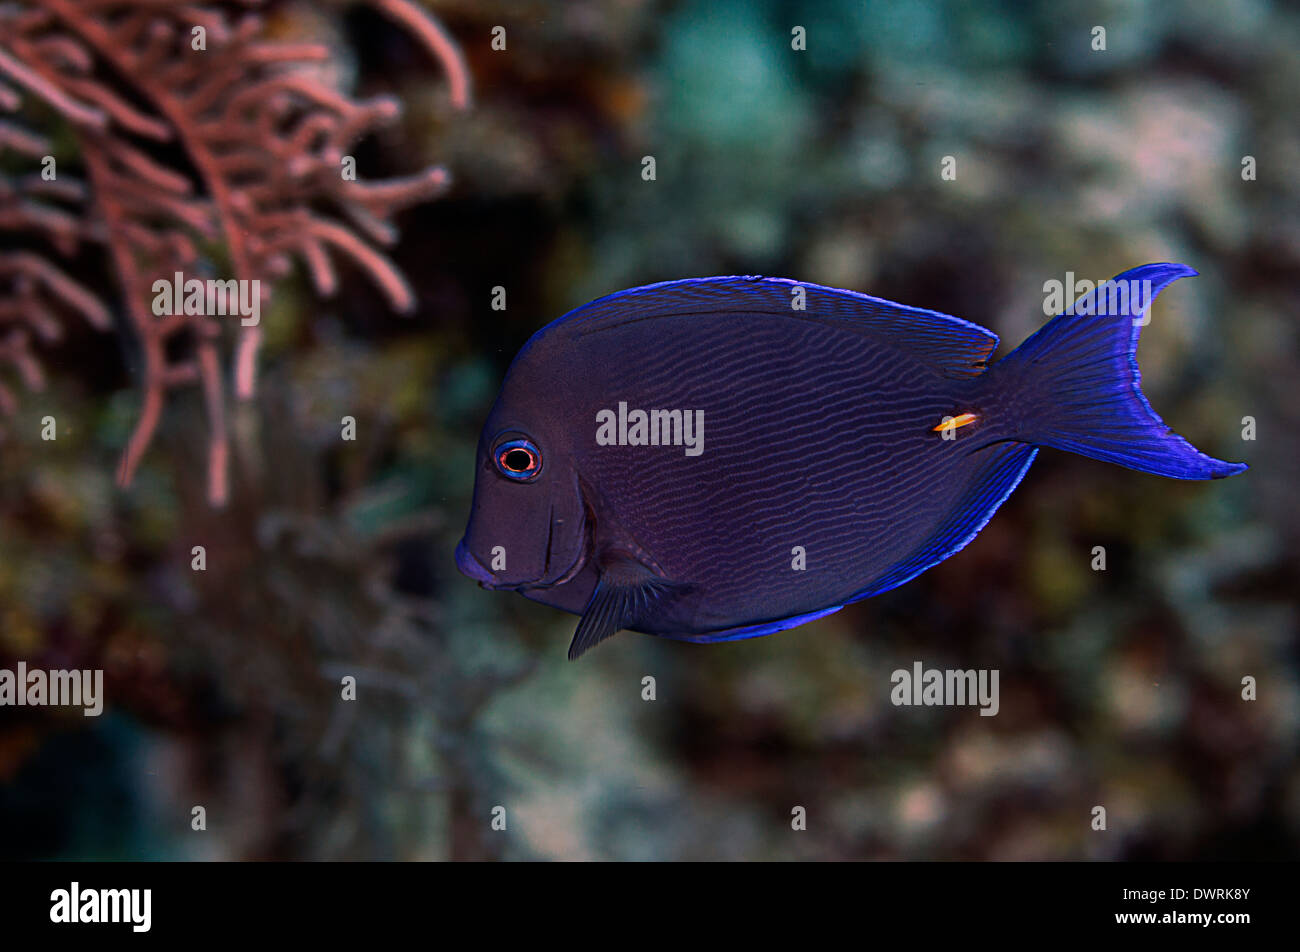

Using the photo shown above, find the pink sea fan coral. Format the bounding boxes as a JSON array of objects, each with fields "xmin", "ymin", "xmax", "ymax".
[{"xmin": 0, "ymin": 0, "xmax": 470, "ymax": 504}]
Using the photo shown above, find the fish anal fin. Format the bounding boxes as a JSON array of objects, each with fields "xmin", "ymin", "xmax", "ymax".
[{"xmin": 852, "ymin": 442, "xmax": 1039, "ymax": 602}]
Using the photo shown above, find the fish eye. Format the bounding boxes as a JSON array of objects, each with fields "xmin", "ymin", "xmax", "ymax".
[{"xmin": 494, "ymin": 438, "xmax": 542, "ymax": 481}]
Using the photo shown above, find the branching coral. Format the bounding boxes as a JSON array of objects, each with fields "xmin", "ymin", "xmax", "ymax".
[
  {"xmin": 0, "ymin": 0, "xmax": 469, "ymax": 503},
  {"xmin": 0, "ymin": 109, "xmax": 109, "ymax": 416}
]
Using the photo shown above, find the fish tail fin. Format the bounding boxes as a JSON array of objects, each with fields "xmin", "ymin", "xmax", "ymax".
[{"xmin": 992, "ymin": 263, "xmax": 1247, "ymax": 480}]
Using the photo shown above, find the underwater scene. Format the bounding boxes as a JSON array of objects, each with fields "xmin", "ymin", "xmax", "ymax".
[{"xmin": 0, "ymin": 0, "xmax": 1297, "ymax": 866}]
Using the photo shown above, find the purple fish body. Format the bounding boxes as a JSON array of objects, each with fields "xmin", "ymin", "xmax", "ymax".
[{"xmin": 456, "ymin": 264, "xmax": 1246, "ymax": 659}]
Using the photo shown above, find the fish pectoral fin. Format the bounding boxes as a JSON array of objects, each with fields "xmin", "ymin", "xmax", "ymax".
[{"xmin": 568, "ymin": 557, "xmax": 678, "ymax": 661}]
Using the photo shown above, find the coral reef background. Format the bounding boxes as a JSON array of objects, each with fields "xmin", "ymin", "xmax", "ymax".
[{"xmin": 0, "ymin": 0, "xmax": 1296, "ymax": 860}]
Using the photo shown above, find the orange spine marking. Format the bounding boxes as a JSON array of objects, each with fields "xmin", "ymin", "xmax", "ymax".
[{"xmin": 933, "ymin": 412, "xmax": 979, "ymax": 433}]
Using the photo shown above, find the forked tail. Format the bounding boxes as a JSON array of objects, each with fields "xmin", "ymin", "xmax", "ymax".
[{"xmin": 992, "ymin": 263, "xmax": 1247, "ymax": 479}]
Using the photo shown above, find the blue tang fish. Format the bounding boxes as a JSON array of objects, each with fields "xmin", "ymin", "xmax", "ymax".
[{"xmin": 456, "ymin": 264, "xmax": 1246, "ymax": 659}]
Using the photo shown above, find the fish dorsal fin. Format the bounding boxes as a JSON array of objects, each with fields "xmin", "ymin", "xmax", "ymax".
[
  {"xmin": 568, "ymin": 555, "xmax": 679, "ymax": 660},
  {"xmin": 852, "ymin": 442, "xmax": 1038, "ymax": 602},
  {"xmin": 553, "ymin": 276, "xmax": 998, "ymax": 378}
]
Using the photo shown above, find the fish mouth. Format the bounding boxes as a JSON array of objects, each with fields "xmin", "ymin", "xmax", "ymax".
[
  {"xmin": 449, "ymin": 509, "xmax": 587, "ymax": 590},
  {"xmin": 454, "ymin": 534, "xmax": 587, "ymax": 592},
  {"xmin": 456, "ymin": 487, "xmax": 593, "ymax": 592},
  {"xmin": 454, "ymin": 539, "xmax": 502, "ymax": 588}
]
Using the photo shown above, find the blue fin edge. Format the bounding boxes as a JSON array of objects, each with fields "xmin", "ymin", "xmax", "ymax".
[
  {"xmin": 847, "ymin": 444, "xmax": 1039, "ymax": 602},
  {"xmin": 663, "ymin": 604, "xmax": 848, "ymax": 645},
  {"xmin": 544, "ymin": 275, "xmax": 999, "ymax": 377}
]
